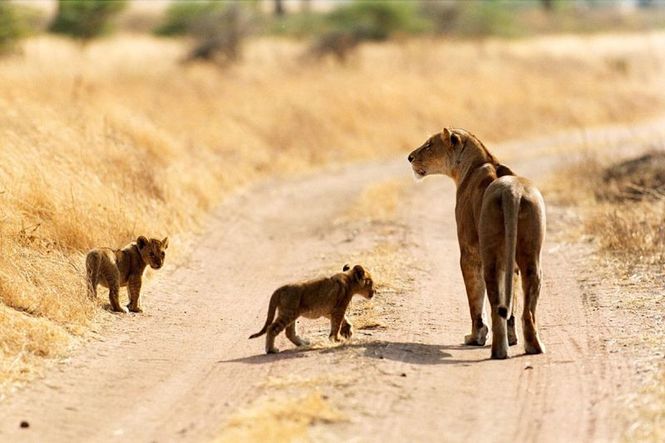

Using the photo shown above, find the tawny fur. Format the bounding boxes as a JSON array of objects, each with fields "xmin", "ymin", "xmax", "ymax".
[
  {"xmin": 86, "ymin": 236, "xmax": 169, "ymax": 313},
  {"xmin": 249, "ymin": 264, "xmax": 375, "ymax": 354},
  {"xmin": 408, "ymin": 128, "xmax": 546, "ymax": 359}
]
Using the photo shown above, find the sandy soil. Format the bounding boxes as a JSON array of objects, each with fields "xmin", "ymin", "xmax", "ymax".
[{"xmin": 1, "ymin": 122, "xmax": 662, "ymax": 442}]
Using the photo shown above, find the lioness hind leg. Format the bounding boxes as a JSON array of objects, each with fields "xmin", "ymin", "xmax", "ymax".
[
  {"xmin": 521, "ymin": 262, "xmax": 545, "ymax": 355},
  {"xmin": 461, "ymin": 253, "xmax": 488, "ymax": 346},
  {"xmin": 507, "ymin": 315, "xmax": 518, "ymax": 346},
  {"xmin": 286, "ymin": 321, "xmax": 309, "ymax": 347},
  {"xmin": 484, "ymin": 260, "xmax": 509, "ymax": 360}
]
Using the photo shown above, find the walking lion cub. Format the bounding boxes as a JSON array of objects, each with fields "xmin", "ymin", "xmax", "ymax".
[
  {"xmin": 86, "ymin": 236, "xmax": 168, "ymax": 313},
  {"xmin": 249, "ymin": 264, "xmax": 375, "ymax": 354}
]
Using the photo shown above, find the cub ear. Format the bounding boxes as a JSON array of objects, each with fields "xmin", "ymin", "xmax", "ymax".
[
  {"xmin": 162, "ymin": 237, "xmax": 169, "ymax": 249},
  {"xmin": 352, "ymin": 265, "xmax": 365, "ymax": 281},
  {"xmin": 342, "ymin": 264, "xmax": 350, "ymax": 272},
  {"xmin": 137, "ymin": 236, "xmax": 148, "ymax": 249}
]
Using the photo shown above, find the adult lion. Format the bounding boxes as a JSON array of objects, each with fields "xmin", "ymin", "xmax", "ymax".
[{"xmin": 408, "ymin": 128, "xmax": 546, "ymax": 359}]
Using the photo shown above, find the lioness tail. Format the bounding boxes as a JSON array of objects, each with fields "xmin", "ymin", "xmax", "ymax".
[
  {"xmin": 498, "ymin": 189, "xmax": 521, "ymax": 319},
  {"xmin": 249, "ymin": 290, "xmax": 279, "ymax": 339}
]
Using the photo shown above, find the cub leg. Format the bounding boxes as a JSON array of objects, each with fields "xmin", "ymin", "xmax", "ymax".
[
  {"xmin": 285, "ymin": 321, "xmax": 310, "ymax": 347},
  {"xmin": 329, "ymin": 312, "xmax": 344, "ymax": 342},
  {"xmin": 85, "ymin": 253, "xmax": 99, "ymax": 299},
  {"xmin": 461, "ymin": 252, "xmax": 489, "ymax": 346},
  {"xmin": 108, "ymin": 281, "xmax": 126, "ymax": 313},
  {"xmin": 266, "ymin": 312, "xmax": 296, "ymax": 354},
  {"xmin": 127, "ymin": 276, "xmax": 143, "ymax": 313},
  {"xmin": 340, "ymin": 316, "xmax": 354, "ymax": 339}
]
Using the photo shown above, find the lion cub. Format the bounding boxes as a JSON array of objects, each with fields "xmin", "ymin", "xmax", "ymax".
[
  {"xmin": 86, "ymin": 236, "xmax": 168, "ymax": 313},
  {"xmin": 249, "ymin": 264, "xmax": 375, "ymax": 354}
]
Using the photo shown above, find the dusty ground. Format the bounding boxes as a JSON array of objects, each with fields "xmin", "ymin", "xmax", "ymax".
[{"xmin": 0, "ymin": 123, "xmax": 663, "ymax": 442}]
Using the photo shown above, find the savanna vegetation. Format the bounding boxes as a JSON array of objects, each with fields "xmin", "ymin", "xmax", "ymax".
[{"xmin": 1, "ymin": 0, "xmax": 664, "ymax": 405}]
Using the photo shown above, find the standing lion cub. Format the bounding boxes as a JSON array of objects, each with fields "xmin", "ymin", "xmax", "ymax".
[
  {"xmin": 86, "ymin": 236, "xmax": 168, "ymax": 313},
  {"xmin": 249, "ymin": 264, "xmax": 375, "ymax": 354}
]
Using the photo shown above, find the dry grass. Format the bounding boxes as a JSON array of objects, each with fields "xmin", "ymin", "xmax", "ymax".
[
  {"xmin": 338, "ymin": 178, "xmax": 409, "ymax": 223},
  {"xmin": 2, "ymin": 31, "xmax": 665, "ymax": 388},
  {"xmin": 217, "ymin": 391, "xmax": 345, "ymax": 443},
  {"xmin": 546, "ymin": 145, "xmax": 665, "ymax": 441}
]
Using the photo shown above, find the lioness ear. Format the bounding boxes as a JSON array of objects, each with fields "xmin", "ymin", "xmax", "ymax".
[
  {"xmin": 343, "ymin": 264, "xmax": 350, "ymax": 272},
  {"xmin": 137, "ymin": 236, "xmax": 148, "ymax": 249},
  {"xmin": 441, "ymin": 128, "xmax": 450, "ymax": 143},
  {"xmin": 496, "ymin": 164, "xmax": 515, "ymax": 177},
  {"xmin": 162, "ymin": 237, "xmax": 169, "ymax": 249},
  {"xmin": 450, "ymin": 132, "xmax": 461, "ymax": 147},
  {"xmin": 353, "ymin": 265, "xmax": 365, "ymax": 281}
]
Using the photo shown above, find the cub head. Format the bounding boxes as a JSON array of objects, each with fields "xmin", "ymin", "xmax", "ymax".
[
  {"xmin": 343, "ymin": 264, "xmax": 374, "ymax": 299},
  {"xmin": 407, "ymin": 128, "xmax": 462, "ymax": 179},
  {"xmin": 137, "ymin": 236, "xmax": 169, "ymax": 270}
]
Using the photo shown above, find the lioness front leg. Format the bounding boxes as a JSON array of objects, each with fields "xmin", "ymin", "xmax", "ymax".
[
  {"xmin": 286, "ymin": 321, "xmax": 310, "ymax": 347},
  {"xmin": 127, "ymin": 276, "xmax": 143, "ymax": 313},
  {"xmin": 340, "ymin": 317, "xmax": 353, "ymax": 339},
  {"xmin": 460, "ymin": 252, "xmax": 488, "ymax": 346}
]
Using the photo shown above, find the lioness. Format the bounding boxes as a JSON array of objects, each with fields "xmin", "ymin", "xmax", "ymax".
[
  {"xmin": 408, "ymin": 128, "xmax": 546, "ymax": 359},
  {"xmin": 86, "ymin": 236, "xmax": 168, "ymax": 313},
  {"xmin": 249, "ymin": 264, "xmax": 375, "ymax": 354}
]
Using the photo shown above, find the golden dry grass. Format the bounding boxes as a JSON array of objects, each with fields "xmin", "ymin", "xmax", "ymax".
[
  {"xmin": 2, "ymin": 31, "xmax": 665, "ymax": 389},
  {"xmin": 217, "ymin": 391, "xmax": 345, "ymax": 443},
  {"xmin": 545, "ymin": 146, "xmax": 665, "ymax": 441}
]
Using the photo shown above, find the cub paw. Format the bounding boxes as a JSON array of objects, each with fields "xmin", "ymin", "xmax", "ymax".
[
  {"xmin": 340, "ymin": 323, "xmax": 353, "ymax": 339},
  {"xmin": 127, "ymin": 305, "xmax": 143, "ymax": 313},
  {"xmin": 266, "ymin": 347, "xmax": 279, "ymax": 354}
]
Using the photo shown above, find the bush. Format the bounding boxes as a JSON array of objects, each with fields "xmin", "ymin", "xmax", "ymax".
[
  {"xmin": 157, "ymin": 2, "xmax": 257, "ymax": 66},
  {"xmin": 325, "ymin": 0, "xmax": 429, "ymax": 42},
  {"xmin": 154, "ymin": 0, "xmax": 226, "ymax": 36},
  {"xmin": 49, "ymin": 0, "xmax": 127, "ymax": 40},
  {"xmin": 0, "ymin": 1, "xmax": 40, "ymax": 53}
]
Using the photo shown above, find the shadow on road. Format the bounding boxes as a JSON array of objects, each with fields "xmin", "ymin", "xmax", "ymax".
[{"xmin": 219, "ymin": 339, "xmax": 494, "ymax": 365}]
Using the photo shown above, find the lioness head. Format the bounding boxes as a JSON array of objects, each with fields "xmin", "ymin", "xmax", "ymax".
[
  {"xmin": 343, "ymin": 264, "xmax": 374, "ymax": 299},
  {"xmin": 137, "ymin": 236, "xmax": 169, "ymax": 269},
  {"xmin": 408, "ymin": 128, "xmax": 463, "ymax": 179}
]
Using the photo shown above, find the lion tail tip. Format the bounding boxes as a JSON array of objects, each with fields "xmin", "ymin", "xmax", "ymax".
[{"xmin": 497, "ymin": 306, "xmax": 508, "ymax": 319}]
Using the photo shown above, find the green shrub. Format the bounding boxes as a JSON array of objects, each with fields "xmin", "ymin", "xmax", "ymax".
[
  {"xmin": 326, "ymin": 0, "xmax": 429, "ymax": 41},
  {"xmin": 423, "ymin": 1, "xmax": 523, "ymax": 38},
  {"xmin": 0, "ymin": 1, "xmax": 42, "ymax": 53},
  {"xmin": 154, "ymin": 0, "xmax": 226, "ymax": 36},
  {"xmin": 49, "ymin": 0, "xmax": 127, "ymax": 40}
]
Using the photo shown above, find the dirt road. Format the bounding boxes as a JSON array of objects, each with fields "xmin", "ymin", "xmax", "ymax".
[{"xmin": 1, "ymin": 124, "xmax": 656, "ymax": 442}]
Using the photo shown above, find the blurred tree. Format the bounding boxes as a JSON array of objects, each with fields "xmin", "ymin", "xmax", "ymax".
[
  {"xmin": 541, "ymin": 0, "xmax": 554, "ymax": 10},
  {"xmin": 0, "ymin": 0, "xmax": 24, "ymax": 53},
  {"xmin": 274, "ymin": 0, "xmax": 285, "ymax": 16},
  {"xmin": 49, "ymin": 0, "xmax": 127, "ymax": 40},
  {"xmin": 301, "ymin": 0, "xmax": 311, "ymax": 13}
]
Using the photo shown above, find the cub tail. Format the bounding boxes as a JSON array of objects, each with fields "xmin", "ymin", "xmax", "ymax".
[{"xmin": 249, "ymin": 290, "xmax": 279, "ymax": 339}]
